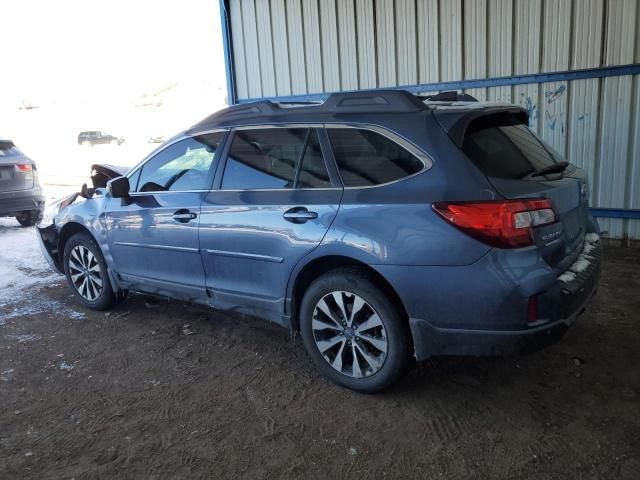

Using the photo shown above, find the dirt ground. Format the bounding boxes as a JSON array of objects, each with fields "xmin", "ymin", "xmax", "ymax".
[{"xmin": 1, "ymin": 247, "xmax": 639, "ymax": 479}]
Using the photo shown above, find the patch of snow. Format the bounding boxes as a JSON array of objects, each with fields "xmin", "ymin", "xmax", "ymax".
[
  {"xmin": 558, "ymin": 232, "xmax": 600, "ymax": 283},
  {"xmin": 59, "ymin": 361, "xmax": 74, "ymax": 371},
  {"xmin": 0, "ymin": 295, "xmax": 85, "ymax": 324},
  {"xmin": 571, "ymin": 257, "xmax": 591, "ymax": 273},
  {"xmin": 585, "ymin": 233, "xmax": 600, "ymax": 243},
  {"xmin": 0, "ymin": 218, "xmax": 62, "ymax": 308},
  {"xmin": 558, "ymin": 271, "xmax": 577, "ymax": 283},
  {"xmin": 1, "ymin": 368, "xmax": 15, "ymax": 381},
  {"xmin": 11, "ymin": 334, "xmax": 41, "ymax": 344}
]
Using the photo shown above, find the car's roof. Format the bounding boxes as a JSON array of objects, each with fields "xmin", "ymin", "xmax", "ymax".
[{"xmin": 185, "ymin": 90, "xmax": 528, "ymax": 141}]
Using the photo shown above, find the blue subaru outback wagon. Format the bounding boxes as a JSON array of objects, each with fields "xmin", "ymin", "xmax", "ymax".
[{"xmin": 38, "ymin": 90, "xmax": 602, "ymax": 392}]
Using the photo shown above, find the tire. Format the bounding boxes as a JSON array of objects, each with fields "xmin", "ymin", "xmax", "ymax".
[
  {"xmin": 299, "ymin": 267, "xmax": 411, "ymax": 393},
  {"xmin": 63, "ymin": 232, "xmax": 117, "ymax": 310},
  {"xmin": 15, "ymin": 210, "xmax": 42, "ymax": 227}
]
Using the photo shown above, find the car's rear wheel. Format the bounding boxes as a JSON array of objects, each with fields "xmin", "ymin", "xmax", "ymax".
[
  {"xmin": 15, "ymin": 210, "xmax": 42, "ymax": 227},
  {"xmin": 299, "ymin": 268, "xmax": 411, "ymax": 393},
  {"xmin": 63, "ymin": 232, "xmax": 117, "ymax": 310}
]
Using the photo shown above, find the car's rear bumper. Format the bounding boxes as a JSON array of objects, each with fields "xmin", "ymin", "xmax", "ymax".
[
  {"xmin": 0, "ymin": 188, "xmax": 45, "ymax": 216},
  {"xmin": 408, "ymin": 242, "xmax": 602, "ymax": 361}
]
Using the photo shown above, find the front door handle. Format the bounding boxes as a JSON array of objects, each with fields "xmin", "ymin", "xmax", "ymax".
[
  {"xmin": 283, "ymin": 207, "xmax": 318, "ymax": 224},
  {"xmin": 173, "ymin": 209, "xmax": 197, "ymax": 223}
]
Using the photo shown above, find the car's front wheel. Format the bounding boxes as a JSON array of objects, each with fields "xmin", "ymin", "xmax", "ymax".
[
  {"xmin": 63, "ymin": 232, "xmax": 117, "ymax": 310},
  {"xmin": 300, "ymin": 268, "xmax": 412, "ymax": 393}
]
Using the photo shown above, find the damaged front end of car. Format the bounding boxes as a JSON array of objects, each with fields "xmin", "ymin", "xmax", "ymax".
[{"xmin": 37, "ymin": 164, "xmax": 128, "ymax": 273}]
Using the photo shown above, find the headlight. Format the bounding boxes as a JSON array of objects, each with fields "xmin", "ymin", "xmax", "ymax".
[
  {"xmin": 39, "ymin": 193, "xmax": 77, "ymax": 227},
  {"xmin": 40, "ymin": 201, "xmax": 62, "ymax": 227}
]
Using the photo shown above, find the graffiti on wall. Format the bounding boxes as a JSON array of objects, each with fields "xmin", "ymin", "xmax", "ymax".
[{"xmin": 544, "ymin": 84, "xmax": 566, "ymax": 134}]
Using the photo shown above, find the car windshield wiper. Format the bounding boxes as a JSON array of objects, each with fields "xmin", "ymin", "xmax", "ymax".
[{"xmin": 530, "ymin": 161, "xmax": 570, "ymax": 177}]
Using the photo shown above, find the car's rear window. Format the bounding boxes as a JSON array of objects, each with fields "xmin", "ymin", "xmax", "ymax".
[
  {"xmin": 462, "ymin": 114, "xmax": 563, "ymax": 179},
  {"xmin": 0, "ymin": 141, "xmax": 21, "ymax": 157}
]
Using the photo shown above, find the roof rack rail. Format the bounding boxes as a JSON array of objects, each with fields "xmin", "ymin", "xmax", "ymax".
[
  {"xmin": 320, "ymin": 89, "xmax": 428, "ymax": 112},
  {"xmin": 188, "ymin": 89, "xmax": 429, "ymax": 132},
  {"xmin": 421, "ymin": 91, "xmax": 479, "ymax": 102}
]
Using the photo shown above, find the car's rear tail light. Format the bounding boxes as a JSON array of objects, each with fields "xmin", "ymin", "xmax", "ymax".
[
  {"xmin": 432, "ymin": 199, "xmax": 557, "ymax": 248},
  {"xmin": 527, "ymin": 296, "xmax": 538, "ymax": 323},
  {"xmin": 15, "ymin": 164, "xmax": 33, "ymax": 172}
]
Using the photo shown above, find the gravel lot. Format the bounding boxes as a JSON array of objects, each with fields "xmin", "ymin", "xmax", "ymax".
[{"xmin": 1, "ymin": 225, "xmax": 639, "ymax": 479}]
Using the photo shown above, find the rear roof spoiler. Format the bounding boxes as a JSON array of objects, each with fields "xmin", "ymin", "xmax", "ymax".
[{"xmin": 433, "ymin": 105, "xmax": 529, "ymax": 148}]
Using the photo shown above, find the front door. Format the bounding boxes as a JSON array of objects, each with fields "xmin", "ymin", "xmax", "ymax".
[
  {"xmin": 199, "ymin": 127, "xmax": 342, "ymax": 319},
  {"xmin": 104, "ymin": 132, "xmax": 226, "ymax": 301}
]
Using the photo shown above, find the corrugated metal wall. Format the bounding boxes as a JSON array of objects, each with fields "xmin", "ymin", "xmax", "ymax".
[{"xmin": 227, "ymin": 0, "xmax": 640, "ymax": 240}]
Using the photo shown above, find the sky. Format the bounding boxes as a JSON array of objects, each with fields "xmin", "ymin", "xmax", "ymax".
[{"xmin": 1, "ymin": 0, "xmax": 226, "ymax": 105}]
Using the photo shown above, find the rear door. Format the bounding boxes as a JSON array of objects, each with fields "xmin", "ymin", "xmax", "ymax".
[
  {"xmin": 460, "ymin": 113, "xmax": 591, "ymax": 269},
  {"xmin": 0, "ymin": 141, "xmax": 33, "ymax": 193},
  {"xmin": 199, "ymin": 126, "xmax": 342, "ymax": 318}
]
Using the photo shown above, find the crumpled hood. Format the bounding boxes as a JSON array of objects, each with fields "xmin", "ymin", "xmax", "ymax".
[{"xmin": 91, "ymin": 164, "xmax": 129, "ymax": 189}]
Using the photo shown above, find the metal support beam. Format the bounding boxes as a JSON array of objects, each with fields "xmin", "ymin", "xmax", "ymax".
[
  {"xmin": 236, "ymin": 63, "xmax": 640, "ymax": 104},
  {"xmin": 590, "ymin": 208, "xmax": 640, "ymax": 220},
  {"xmin": 219, "ymin": 0, "xmax": 236, "ymax": 105}
]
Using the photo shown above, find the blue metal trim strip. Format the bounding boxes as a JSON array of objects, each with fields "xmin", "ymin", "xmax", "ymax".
[
  {"xmin": 236, "ymin": 63, "xmax": 640, "ymax": 104},
  {"xmin": 590, "ymin": 208, "xmax": 640, "ymax": 220},
  {"xmin": 219, "ymin": 0, "xmax": 237, "ymax": 105},
  {"xmin": 205, "ymin": 249, "xmax": 284, "ymax": 263},
  {"xmin": 114, "ymin": 242, "xmax": 200, "ymax": 253}
]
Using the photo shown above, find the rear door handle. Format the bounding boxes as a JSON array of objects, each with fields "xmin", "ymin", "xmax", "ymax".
[
  {"xmin": 173, "ymin": 209, "xmax": 197, "ymax": 223},
  {"xmin": 283, "ymin": 207, "xmax": 318, "ymax": 224}
]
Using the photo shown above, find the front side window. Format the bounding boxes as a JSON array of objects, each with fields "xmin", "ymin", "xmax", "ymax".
[
  {"xmin": 326, "ymin": 128, "xmax": 424, "ymax": 187},
  {"xmin": 221, "ymin": 128, "xmax": 331, "ymax": 190},
  {"xmin": 136, "ymin": 132, "xmax": 224, "ymax": 192}
]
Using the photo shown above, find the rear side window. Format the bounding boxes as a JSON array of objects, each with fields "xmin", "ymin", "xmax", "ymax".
[
  {"xmin": 463, "ymin": 115, "xmax": 563, "ymax": 179},
  {"xmin": 222, "ymin": 128, "xmax": 331, "ymax": 190},
  {"xmin": 326, "ymin": 128, "xmax": 424, "ymax": 187}
]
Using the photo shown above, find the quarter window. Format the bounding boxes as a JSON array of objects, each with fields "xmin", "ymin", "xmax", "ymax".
[
  {"xmin": 222, "ymin": 128, "xmax": 331, "ymax": 190},
  {"xmin": 326, "ymin": 128, "xmax": 424, "ymax": 187},
  {"xmin": 136, "ymin": 133, "xmax": 224, "ymax": 192}
]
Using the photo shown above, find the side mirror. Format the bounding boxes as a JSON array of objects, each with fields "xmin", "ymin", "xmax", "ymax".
[{"xmin": 107, "ymin": 176, "xmax": 130, "ymax": 198}]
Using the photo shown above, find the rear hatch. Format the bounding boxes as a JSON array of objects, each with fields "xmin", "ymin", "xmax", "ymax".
[
  {"xmin": 434, "ymin": 108, "xmax": 591, "ymax": 271},
  {"xmin": 0, "ymin": 140, "xmax": 34, "ymax": 192}
]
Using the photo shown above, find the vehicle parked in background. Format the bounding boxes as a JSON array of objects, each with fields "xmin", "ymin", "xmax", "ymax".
[
  {"xmin": 148, "ymin": 135, "xmax": 165, "ymax": 144},
  {"xmin": 0, "ymin": 139, "xmax": 45, "ymax": 226},
  {"xmin": 77, "ymin": 131, "xmax": 124, "ymax": 146},
  {"xmin": 38, "ymin": 90, "xmax": 602, "ymax": 393}
]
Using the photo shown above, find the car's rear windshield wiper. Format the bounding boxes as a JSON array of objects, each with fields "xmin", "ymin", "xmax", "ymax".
[{"xmin": 530, "ymin": 161, "xmax": 570, "ymax": 177}]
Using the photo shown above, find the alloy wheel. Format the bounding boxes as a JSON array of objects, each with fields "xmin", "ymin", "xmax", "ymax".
[
  {"xmin": 311, "ymin": 291, "xmax": 388, "ymax": 378},
  {"xmin": 68, "ymin": 245, "xmax": 103, "ymax": 301}
]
